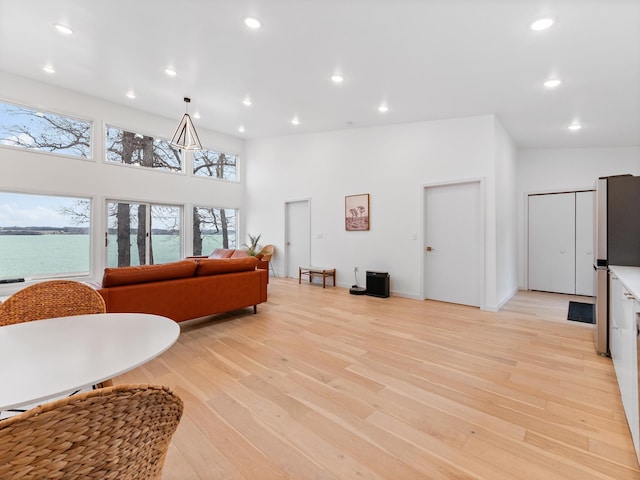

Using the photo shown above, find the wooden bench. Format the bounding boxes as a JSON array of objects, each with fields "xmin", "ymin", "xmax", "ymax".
[{"xmin": 298, "ymin": 266, "xmax": 336, "ymax": 288}]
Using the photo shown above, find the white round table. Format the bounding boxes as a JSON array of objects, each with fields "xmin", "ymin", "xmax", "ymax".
[{"xmin": 0, "ymin": 313, "xmax": 179, "ymax": 411}]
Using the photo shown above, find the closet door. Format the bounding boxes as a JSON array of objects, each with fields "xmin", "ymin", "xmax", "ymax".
[
  {"xmin": 575, "ymin": 191, "xmax": 595, "ymax": 296},
  {"xmin": 528, "ymin": 193, "xmax": 576, "ymax": 294}
]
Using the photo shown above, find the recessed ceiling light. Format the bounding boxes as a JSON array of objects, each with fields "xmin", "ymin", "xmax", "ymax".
[
  {"xmin": 54, "ymin": 24, "xmax": 73, "ymax": 35},
  {"xmin": 126, "ymin": 91, "xmax": 136, "ymax": 99},
  {"xmin": 165, "ymin": 68, "xmax": 177, "ymax": 77},
  {"xmin": 544, "ymin": 79, "xmax": 562, "ymax": 88},
  {"xmin": 244, "ymin": 17, "xmax": 261, "ymax": 29},
  {"xmin": 238, "ymin": 126, "xmax": 245, "ymax": 133},
  {"xmin": 193, "ymin": 112, "xmax": 201, "ymax": 119},
  {"xmin": 530, "ymin": 17, "xmax": 555, "ymax": 31},
  {"xmin": 378, "ymin": 104, "xmax": 389, "ymax": 113},
  {"xmin": 331, "ymin": 74, "xmax": 344, "ymax": 84},
  {"xmin": 42, "ymin": 65, "xmax": 55, "ymax": 74},
  {"xmin": 291, "ymin": 117, "xmax": 300, "ymax": 126},
  {"xmin": 568, "ymin": 123, "xmax": 582, "ymax": 131},
  {"xmin": 242, "ymin": 97, "xmax": 252, "ymax": 106}
]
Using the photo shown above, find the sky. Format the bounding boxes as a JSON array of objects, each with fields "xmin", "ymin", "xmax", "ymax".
[{"xmin": 0, "ymin": 192, "xmax": 87, "ymax": 228}]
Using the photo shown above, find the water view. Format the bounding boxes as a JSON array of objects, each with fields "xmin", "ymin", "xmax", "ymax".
[{"xmin": 0, "ymin": 233, "xmax": 231, "ymax": 280}]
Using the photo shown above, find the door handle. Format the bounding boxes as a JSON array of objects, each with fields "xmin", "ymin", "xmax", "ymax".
[{"xmin": 425, "ymin": 246, "xmax": 434, "ymax": 252}]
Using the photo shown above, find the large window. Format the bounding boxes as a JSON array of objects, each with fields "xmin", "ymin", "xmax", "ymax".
[
  {"xmin": 105, "ymin": 125, "xmax": 182, "ymax": 172},
  {"xmin": 0, "ymin": 192, "xmax": 91, "ymax": 280},
  {"xmin": 107, "ymin": 201, "xmax": 182, "ymax": 267},
  {"xmin": 193, "ymin": 148, "xmax": 238, "ymax": 181},
  {"xmin": 193, "ymin": 206, "xmax": 237, "ymax": 256},
  {"xmin": 0, "ymin": 101, "xmax": 92, "ymax": 158}
]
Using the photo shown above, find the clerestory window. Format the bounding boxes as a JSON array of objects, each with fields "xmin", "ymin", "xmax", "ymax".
[
  {"xmin": 105, "ymin": 125, "xmax": 182, "ymax": 172},
  {"xmin": 193, "ymin": 148, "xmax": 238, "ymax": 181},
  {"xmin": 0, "ymin": 101, "xmax": 92, "ymax": 158}
]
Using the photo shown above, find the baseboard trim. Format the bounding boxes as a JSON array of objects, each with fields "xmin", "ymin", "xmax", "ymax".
[{"xmin": 482, "ymin": 287, "xmax": 519, "ymax": 312}]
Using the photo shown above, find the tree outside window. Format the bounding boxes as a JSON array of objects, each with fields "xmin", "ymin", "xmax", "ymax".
[
  {"xmin": 107, "ymin": 201, "xmax": 182, "ymax": 267},
  {"xmin": 193, "ymin": 149, "xmax": 238, "ymax": 181},
  {"xmin": 105, "ymin": 125, "xmax": 182, "ymax": 172},
  {"xmin": 193, "ymin": 207, "xmax": 237, "ymax": 256},
  {"xmin": 0, "ymin": 101, "xmax": 91, "ymax": 158}
]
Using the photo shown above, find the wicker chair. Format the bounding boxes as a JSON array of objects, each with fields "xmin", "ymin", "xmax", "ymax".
[
  {"xmin": 0, "ymin": 280, "xmax": 106, "ymax": 326},
  {"xmin": 258, "ymin": 244, "xmax": 275, "ymax": 262},
  {"xmin": 0, "ymin": 384, "xmax": 183, "ymax": 480},
  {"xmin": 0, "ymin": 280, "xmax": 113, "ymax": 392},
  {"xmin": 257, "ymin": 244, "xmax": 276, "ymax": 276}
]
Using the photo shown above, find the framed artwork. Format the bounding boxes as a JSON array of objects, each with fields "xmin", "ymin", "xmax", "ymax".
[{"xmin": 345, "ymin": 193, "xmax": 370, "ymax": 231}]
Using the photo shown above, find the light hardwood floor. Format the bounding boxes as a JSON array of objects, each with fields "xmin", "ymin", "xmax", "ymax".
[{"xmin": 116, "ymin": 279, "xmax": 640, "ymax": 480}]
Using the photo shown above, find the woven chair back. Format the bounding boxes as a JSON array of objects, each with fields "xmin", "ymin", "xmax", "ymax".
[
  {"xmin": 0, "ymin": 384, "xmax": 183, "ymax": 479},
  {"xmin": 258, "ymin": 244, "xmax": 275, "ymax": 262},
  {"xmin": 0, "ymin": 280, "xmax": 106, "ymax": 326}
]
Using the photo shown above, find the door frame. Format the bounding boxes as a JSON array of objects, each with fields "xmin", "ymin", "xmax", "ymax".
[
  {"xmin": 284, "ymin": 198, "xmax": 312, "ymax": 278},
  {"xmin": 420, "ymin": 178, "xmax": 486, "ymax": 309}
]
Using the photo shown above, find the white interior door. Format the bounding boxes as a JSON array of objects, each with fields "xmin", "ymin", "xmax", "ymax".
[
  {"xmin": 285, "ymin": 200, "xmax": 311, "ymax": 278},
  {"xmin": 575, "ymin": 191, "xmax": 595, "ymax": 296},
  {"xmin": 528, "ymin": 193, "xmax": 576, "ymax": 294},
  {"xmin": 424, "ymin": 181, "xmax": 481, "ymax": 307}
]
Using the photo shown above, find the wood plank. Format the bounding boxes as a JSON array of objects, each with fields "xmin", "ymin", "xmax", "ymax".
[{"xmin": 111, "ymin": 280, "xmax": 639, "ymax": 480}]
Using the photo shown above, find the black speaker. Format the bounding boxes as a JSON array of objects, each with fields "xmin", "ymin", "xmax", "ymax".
[{"xmin": 366, "ymin": 271, "xmax": 389, "ymax": 298}]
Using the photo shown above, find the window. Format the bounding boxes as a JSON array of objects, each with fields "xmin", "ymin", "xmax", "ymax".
[
  {"xmin": 193, "ymin": 206, "xmax": 237, "ymax": 256},
  {"xmin": 0, "ymin": 192, "xmax": 91, "ymax": 280},
  {"xmin": 193, "ymin": 148, "xmax": 238, "ymax": 181},
  {"xmin": 0, "ymin": 101, "xmax": 92, "ymax": 158},
  {"xmin": 105, "ymin": 125, "xmax": 182, "ymax": 172},
  {"xmin": 107, "ymin": 201, "xmax": 182, "ymax": 267}
]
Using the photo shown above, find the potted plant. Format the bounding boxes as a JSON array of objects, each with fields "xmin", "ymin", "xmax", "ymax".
[{"xmin": 243, "ymin": 233, "xmax": 262, "ymax": 256}]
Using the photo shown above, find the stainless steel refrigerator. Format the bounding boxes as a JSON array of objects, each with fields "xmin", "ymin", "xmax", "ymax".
[{"xmin": 594, "ymin": 175, "xmax": 640, "ymax": 355}]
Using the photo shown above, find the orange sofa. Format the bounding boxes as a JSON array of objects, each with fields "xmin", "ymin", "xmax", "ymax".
[
  {"xmin": 190, "ymin": 248, "xmax": 271, "ymax": 281},
  {"xmin": 97, "ymin": 257, "xmax": 268, "ymax": 323},
  {"xmin": 205, "ymin": 248, "xmax": 251, "ymax": 259}
]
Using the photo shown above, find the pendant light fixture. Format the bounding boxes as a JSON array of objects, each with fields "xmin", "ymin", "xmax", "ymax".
[{"xmin": 170, "ymin": 97, "xmax": 202, "ymax": 151}]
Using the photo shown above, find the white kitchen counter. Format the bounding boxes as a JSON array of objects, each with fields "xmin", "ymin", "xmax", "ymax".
[
  {"xmin": 608, "ymin": 264, "xmax": 640, "ymax": 464},
  {"xmin": 610, "ymin": 265, "xmax": 640, "ymax": 300}
]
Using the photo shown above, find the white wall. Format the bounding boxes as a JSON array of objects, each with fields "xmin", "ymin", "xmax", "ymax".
[
  {"xmin": 0, "ymin": 71, "xmax": 245, "ymax": 290},
  {"xmin": 493, "ymin": 117, "xmax": 518, "ymax": 308},
  {"xmin": 245, "ymin": 114, "xmax": 517, "ymax": 307},
  {"xmin": 516, "ymin": 146, "xmax": 640, "ymax": 288}
]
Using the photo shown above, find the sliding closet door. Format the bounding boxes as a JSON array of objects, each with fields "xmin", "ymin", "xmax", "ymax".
[
  {"xmin": 528, "ymin": 193, "xmax": 576, "ymax": 294},
  {"xmin": 575, "ymin": 191, "xmax": 595, "ymax": 296}
]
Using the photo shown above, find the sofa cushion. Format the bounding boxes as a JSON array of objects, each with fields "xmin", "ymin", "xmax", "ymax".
[
  {"xmin": 230, "ymin": 249, "xmax": 250, "ymax": 258},
  {"xmin": 102, "ymin": 260, "xmax": 197, "ymax": 288},
  {"xmin": 208, "ymin": 248, "xmax": 235, "ymax": 259},
  {"xmin": 195, "ymin": 257, "xmax": 258, "ymax": 276}
]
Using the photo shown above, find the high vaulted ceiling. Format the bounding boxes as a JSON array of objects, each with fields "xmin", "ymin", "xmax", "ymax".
[{"xmin": 0, "ymin": 0, "xmax": 638, "ymax": 149}]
